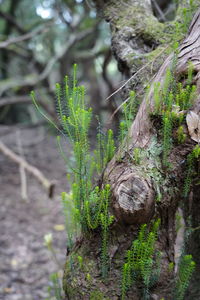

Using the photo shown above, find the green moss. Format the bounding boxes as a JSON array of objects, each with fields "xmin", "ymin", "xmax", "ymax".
[
  {"xmin": 142, "ymin": 16, "xmax": 166, "ymax": 43},
  {"xmin": 147, "ymin": 45, "xmax": 167, "ymax": 62},
  {"xmin": 105, "ymin": 0, "xmax": 198, "ymax": 58},
  {"xmin": 63, "ymin": 253, "xmax": 98, "ymax": 291},
  {"xmin": 108, "ymin": 4, "xmax": 165, "ymax": 44},
  {"xmin": 90, "ymin": 290, "xmax": 111, "ymax": 300}
]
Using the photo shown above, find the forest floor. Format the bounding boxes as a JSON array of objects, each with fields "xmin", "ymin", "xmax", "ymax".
[{"xmin": 0, "ymin": 125, "xmax": 70, "ymax": 300}]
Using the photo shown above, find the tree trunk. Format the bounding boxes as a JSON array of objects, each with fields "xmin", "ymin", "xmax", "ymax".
[{"xmin": 63, "ymin": 3, "xmax": 200, "ymax": 300}]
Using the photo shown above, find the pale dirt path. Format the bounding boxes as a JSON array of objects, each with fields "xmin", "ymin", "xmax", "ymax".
[{"xmin": 0, "ymin": 126, "xmax": 70, "ymax": 300}]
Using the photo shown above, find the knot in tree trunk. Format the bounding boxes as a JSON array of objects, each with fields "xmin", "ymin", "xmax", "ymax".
[{"xmin": 113, "ymin": 173, "xmax": 155, "ymax": 224}]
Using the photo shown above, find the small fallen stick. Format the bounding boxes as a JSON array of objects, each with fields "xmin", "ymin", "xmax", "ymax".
[
  {"xmin": 0, "ymin": 140, "xmax": 55, "ymax": 198},
  {"xmin": 16, "ymin": 130, "xmax": 28, "ymax": 202}
]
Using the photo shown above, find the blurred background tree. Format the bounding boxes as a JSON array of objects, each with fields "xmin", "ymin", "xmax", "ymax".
[
  {"xmin": 0, "ymin": 2, "xmax": 122, "ymax": 298},
  {"xmin": 0, "ymin": 0, "xmax": 121, "ymax": 129}
]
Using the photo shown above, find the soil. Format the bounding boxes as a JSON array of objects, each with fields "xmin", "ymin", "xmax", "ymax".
[{"xmin": 0, "ymin": 125, "xmax": 70, "ymax": 300}]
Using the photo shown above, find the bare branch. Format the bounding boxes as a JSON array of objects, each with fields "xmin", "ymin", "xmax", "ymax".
[
  {"xmin": 0, "ymin": 10, "xmax": 25, "ymax": 34},
  {"xmin": 105, "ymin": 45, "xmax": 169, "ymax": 101},
  {"xmin": 16, "ymin": 130, "xmax": 28, "ymax": 202},
  {"xmin": 151, "ymin": 0, "xmax": 167, "ymax": 22},
  {"xmin": 0, "ymin": 140, "xmax": 55, "ymax": 198},
  {"xmin": 0, "ymin": 96, "xmax": 56, "ymax": 121},
  {"xmin": 0, "ymin": 95, "xmax": 31, "ymax": 107},
  {"xmin": 0, "ymin": 28, "xmax": 93, "ymax": 96},
  {"xmin": 105, "ymin": 62, "xmax": 152, "ymax": 101},
  {"xmin": 37, "ymin": 28, "xmax": 93, "ymax": 82},
  {"xmin": 0, "ymin": 24, "xmax": 52, "ymax": 49}
]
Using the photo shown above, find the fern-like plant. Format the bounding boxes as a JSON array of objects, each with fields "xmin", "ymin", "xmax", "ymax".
[
  {"xmin": 183, "ymin": 145, "xmax": 200, "ymax": 197},
  {"xmin": 32, "ymin": 64, "xmax": 116, "ymax": 277},
  {"xmin": 162, "ymin": 112, "xmax": 172, "ymax": 167},
  {"xmin": 175, "ymin": 254, "xmax": 195, "ymax": 300},
  {"xmin": 121, "ymin": 219, "xmax": 161, "ymax": 300},
  {"xmin": 99, "ymin": 184, "xmax": 114, "ymax": 278},
  {"xmin": 152, "ymin": 59, "xmax": 197, "ymax": 167},
  {"xmin": 118, "ymin": 90, "xmax": 139, "ymax": 146}
]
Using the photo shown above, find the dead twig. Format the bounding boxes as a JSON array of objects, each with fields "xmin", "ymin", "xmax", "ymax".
[
  {"xmin": 105, "ymin": 45, "xmax": 169, "ymax": 102},
  {"xmin": 0, "ymin": 140, "xmax": 55, "ymax": 198},
  {"xmin": 0, "ymin": 24, "xmax": 51, "ymax": 49},
  {"xmin": 105, "ymin": 62, "xmax": 153, "ymax": 102},
  {"xmin": 151, "ymin": 0, "xmax": 167, "ymax": 22},
  {"xmin": 16, "ymin": 130, "xmax": 28, "ymax": 202}
]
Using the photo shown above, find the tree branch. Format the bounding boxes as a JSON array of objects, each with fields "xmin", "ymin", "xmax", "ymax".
[
  {"xmin": 0, "ymin": 140, "xmax": 55, "ymax": 197},
  {"xmin": 151, "ymin": 0, "xmax": 167, "ymax": 22},
  {"xmin": 0, "ymin": 95, "xmax": 56, "ymax": 121},
  {"xmin": 0, "ymin": 10, "xmax": 25, "ymax": 34},
  {"xmin": 0, "ymin": 28, "xmax": 93, "ymax": 96},
  {"xmin": 0, "ymin": 24, "xmax": 51, "ymax": 49},
  {"xmin": 16, "ymin": 130, "xmax": 28, "ymax": 201}
]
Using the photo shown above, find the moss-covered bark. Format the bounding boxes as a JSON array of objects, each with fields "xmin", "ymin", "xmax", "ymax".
[{"xmin": 94, "ymin": 0, "xmax": 199, "ymax": 96}]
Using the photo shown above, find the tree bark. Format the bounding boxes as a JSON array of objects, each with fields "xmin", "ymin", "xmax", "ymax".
[
  {"xmin": 63, "ymin": 3, "xmax": 200, "ymax": 300},
  {"xmin": 93, "ymin": 0, "xmax": 199, "ymax": 97}
]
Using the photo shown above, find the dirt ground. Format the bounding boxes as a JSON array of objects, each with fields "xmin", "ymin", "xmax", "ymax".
[{"xmin": 0, "ymin": 125, "xmax": 70, "ymax": 300}]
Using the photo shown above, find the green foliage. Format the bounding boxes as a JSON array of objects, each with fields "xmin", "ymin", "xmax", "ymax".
[
  {"xmin": 121, "ymin": 220, "xmax": 195, "ymax": 300},
  {"xmin": 119, "ymin": 90, "xmax": 139, "ymax": 145},
  {"xmin": 175, "ymin": 255, "xmax": 195, "ymax": 300},
  {"xmin": 177, "ymin": 126, "xmax": 186, "ymax": 144},
  {"xmin": 61, "ymin": 191, "xmax": 81, "ymax": 250},
  {"xmin": 152, "ymin": 60, "xmax": 197, "ymax": 166},
  {"xmin": 175, "ymin": 212, "xmax": 183, "ymax": 233},
  {"xmin": 84, "ymin": 186, "xmax": 102, "ymax": 230},
  {"xmin": 168, "ymin": 262, "xmax": 174, "ymax": 273},
  {"xmin": 33, "ymin": 64, "xmax": 197, "ymax": 298},
  {"xmin": 105, "ymin": 130, "xmax": 116, "ymax": 164},
  {"xmin": 55, "ymin": 69, "xmax": 93, "ymax": 230},
  {"xmin": 90, "ymin": 290, "xmax": 111, "ymax": 300},
  {"xmin": 94, "ymin": 129, "xmax": 116, "ymax": 175},
  {"xmin": 162, "ymin": 112, "xmax": 172, "ymax": 167},
  {"xmin": 99, "ymin": 185, "xmax": 114, "ymax": 278},
  {"xmin": 173, "ymin": 0, "xmax": 198, "ymax": 42},
  {"xmin": 192, "ymin": 144, "xmax": 200, "ymax": 158},
  {"xmin": 77, "ymin": 255, "xmax": 83, "ymax": 269},
  {"xmin": 121, "ymin": 219, "xmax": 161, "ymax": 300},
  {"xmin": 183, "ymin": 145, "xmax": 200, "ymax": 197},
  {"xmin": 86, "ymin": 273, "xmax": 92, "ymax": 282},
  {"xmin": 58, "ymin": 68, "xmax": 115, "ymax": 274},
  {"xmin": 153, "ymin": 82, "xmax": 161, "ymax": 114},
  {"xmin": 133, "ymin": 147, "xmax": 141, "ymax": 164},
  {"xmin": 46, "ymin": 272, "xmax": 63, "ymax": 300},
  {"xmin": 32, "ymin": 64, "xmax": 115, "ymax": 277},
  {"xmin": 121, "ymin": 263, "xmax": 130, "ymax": 300},
  {"xmin": 84, "ymin": 184, "xmax": 114, "ymax": 277}
]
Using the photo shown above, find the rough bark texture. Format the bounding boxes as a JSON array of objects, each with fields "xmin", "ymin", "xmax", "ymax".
[
  {"xmin": 94, "ymin": 0, "xmax": 199, "ymax": 97},
  {"xmin": 63, "ymin": 3, "xmax": 200, "ymax": 300}
]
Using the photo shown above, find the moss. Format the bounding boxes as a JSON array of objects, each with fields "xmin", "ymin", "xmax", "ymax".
[
  {"xmin": 90, "ymin": 290, "xmax": 111, "ymax": 300},
  {"xmin": 125, "ymin": 52, "xmax": 144, "ymax": 68},
  {"xmin": 146, "ymin": 45, "xmax": 167, "ymax": 61},
  {"xmin": 141, "ymin": 16, "xmax": 166, "ymax": 43},
  {"xmin": 108, "ymin": 3, "xmax": 165, "ymax": 44},
  {"xmin": 63, "ymin": 251, "xmax": 100, "ymax": 297}
]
